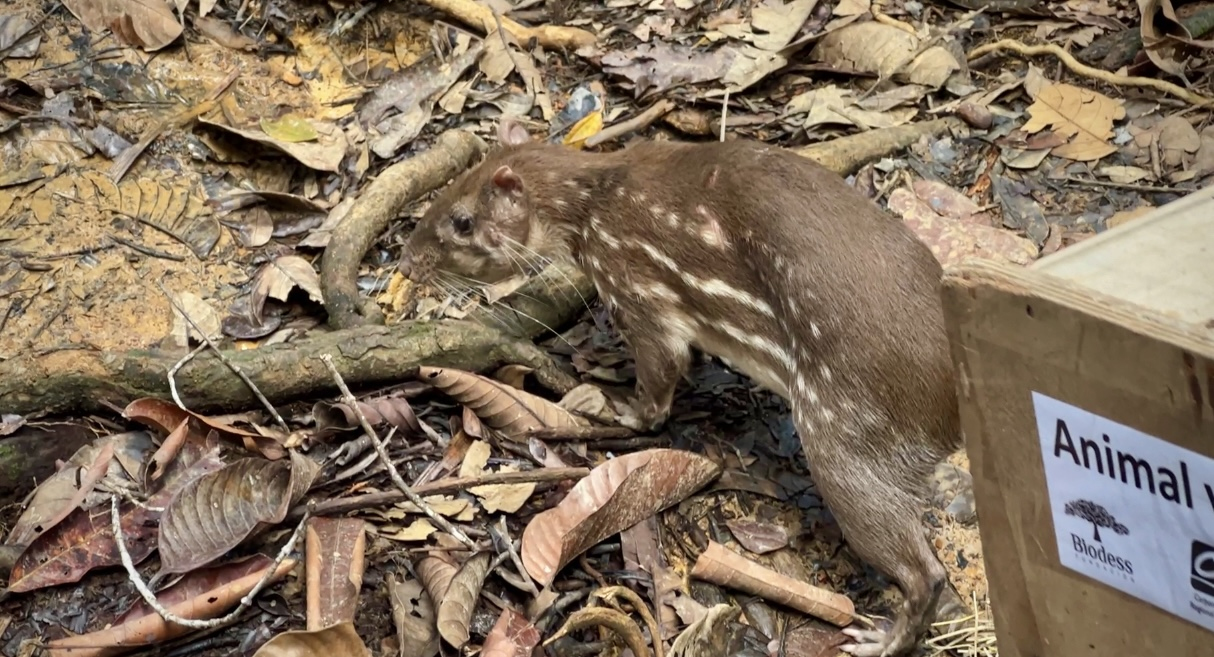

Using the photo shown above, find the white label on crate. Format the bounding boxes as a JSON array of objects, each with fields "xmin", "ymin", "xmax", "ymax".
[{"xmin": 1032, "ymin": 392, "xmax": 1214, "ymax": 634}]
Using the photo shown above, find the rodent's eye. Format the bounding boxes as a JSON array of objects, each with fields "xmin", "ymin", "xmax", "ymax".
[{"xmin": 452, "ymin": 215, "xmax": 474, "ymax": 236}]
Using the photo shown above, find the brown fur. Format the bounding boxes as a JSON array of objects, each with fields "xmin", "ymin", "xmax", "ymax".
[{"xmin": 399, "ymin": 120, "xmax": 967, "ymax": 656}]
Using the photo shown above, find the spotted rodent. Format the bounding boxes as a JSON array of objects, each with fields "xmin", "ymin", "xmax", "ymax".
[{"xmin": 397, "ymin": 119, "xmax": 967, "ymax": 656}]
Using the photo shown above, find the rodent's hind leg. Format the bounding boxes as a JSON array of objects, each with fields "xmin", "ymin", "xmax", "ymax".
[
  {"xmin": 795, "ymin": 421, "xmax": 949, "ymax": 657},
  {"xmin": 613, "ymin": 324, "xmax": 692, "ymax": 433}
]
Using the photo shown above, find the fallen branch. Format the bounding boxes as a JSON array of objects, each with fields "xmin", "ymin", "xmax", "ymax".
[
  {"xmin": 418, "ymin": 0, "xmax": 597, "ymax": 50},
  {"xmin": 585, "ymin": 100, "xmax": 676, "ymax": 148},
  {"xmin": 321, "ymin": 129, "xmax": 489, "ymax": 330},
  {"xmin": 967, "ymin": 39, "xmax": 1214, "ymax": 107},
  {"xmin": 0, "ymin": 317, "xmax": 580, "ymax": 418},
  {"xmin": 794, "ymin": 117, "xmax": 965, "ymax": 176}
]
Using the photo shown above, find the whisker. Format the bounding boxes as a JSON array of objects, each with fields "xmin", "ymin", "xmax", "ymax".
[
  {"xmin": 492, "ymin": 300, "xmax": 582, "ymax": 356},
  {"xmin": 445, "ymin": 271, "xmax": 546, "ymax": 306},
  {"xmin": 503, "ymin": 236, "xmax": 591, "ymax": 314}
]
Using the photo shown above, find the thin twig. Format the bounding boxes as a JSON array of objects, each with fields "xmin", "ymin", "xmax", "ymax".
[
  {"xmin": 319, "ymin": 353, "xmax": 477, "ymax": 550},
  {"xmin": 967, "ymin": 38, "xmax": 1214, "ymax": 107},
  {"xmin": 300, "ymin": 466, "xmax": 590, "ymax": 517},
  {"xmin": 585, "ymin": 100, "xmax": 677, "ymax": 148},
  {"xmin": 155, "ymin": 280, "xmax": 289, "ymax": 431},
  {"xmin": 168, "ymin": 343, "xmax": 208, "ymax": 409},
  {"xmin": 492, "ymin": 516, "xmax": 540, "ymax": 596},
  {"xmin": 111, "ymin": 494, "xmax": 304, "ymax": 629},
  {"xmin": 1061, "ymin": 175, "xmax": 1194, "ymax": 194},
  {"xmin": 109, "ymin": 234, "xmax": 187, "ymax": 261}
]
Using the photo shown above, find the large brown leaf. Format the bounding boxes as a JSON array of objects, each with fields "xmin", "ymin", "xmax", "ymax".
[
  {"xmin": 520, "ymin": 449, "xmax": 721, "ymax": 587},
  {"xmin": 436, "ymin": 552, "xmax": 492, "ymax": 649},
  {"xmin": 8, "ymin": 444, "xmax": 224, "ymax": 592},
  {"xmin": 304, "ymin": 517, "xmax": 367, "ymax": 631},
  {"xmin": 388, "ymin": 574, "xmax": 440, "ymax": 657},
  {"xmin": 4, "ymin": 431, "xmax": 149, "ymax": 546},
  {"xmin": 46, "ymin": 555, "xmax": 297, "ymax": 657},
  {"xmin": 123, "ymin": 397, "xmax": 285, "ymax": 460},
  {"xmin": 416, "ymin": 366, "xmax": 585, "ymax": 440},
  {"xmin": 252, "ymin": 622, "xmax": 371, "ymax": 657},
  {"xmin": 158, "ymin": 451, "xmax": 319, "ymax": 573},
  {"xmin": 62, "ymin": 0, "xmax": 183, "ymax": 51}
]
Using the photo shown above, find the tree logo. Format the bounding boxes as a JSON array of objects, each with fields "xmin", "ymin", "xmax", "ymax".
[{"xmin": 1065, "ymin": 499, "xmax": 1129, "ymax": 543}]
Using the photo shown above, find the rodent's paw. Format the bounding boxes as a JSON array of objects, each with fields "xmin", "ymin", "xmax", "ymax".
[{"xmin": 839, "ymin": 627, "xmax": 904, "ymax": 657}]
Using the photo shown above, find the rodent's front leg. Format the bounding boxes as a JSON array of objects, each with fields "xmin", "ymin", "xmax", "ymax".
[{"xmin": 614, "ymin": 324, "xmax": 692, "ymax": 433}]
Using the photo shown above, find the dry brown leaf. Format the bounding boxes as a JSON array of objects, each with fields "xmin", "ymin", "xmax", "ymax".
[
  {"xmin": 459, "ymin": 441, "xmax": 536, "ymax": 513},
  {"xmin": 382, "ymin": 518, "xmax": 438, "ymax": 541},
  {"xmin": 62, "ymin": 0, "xmax": 183, "ymax": 51},
  {"xmin": 122, "ymin": 397, "xmax": 285, "ymax": 460},
  {"xmin": 388, "ymin": 575, "xmax": 440, "ymax": 657},
  {"xmin": 787, "ymin": 85, "xmax": 917, "ymax": 130},
  {"xmin": 5, "ymin": 439, "xmax": 115, "ymax": 546},
  {"xmin": 810, "ymin": 22, "xmax": 959, "ymax": 88},
  {"xmin": 251, "ymin": 254, "xmax": 323, "ymax": 317},
  {"xmin": 311, "ymin": 396, "xmax": 431, "ymax": 440},
  {"xmin": 1136, "ymin": 0, "xmax": 1188, "ymax": 78},
  {"xmin": 724, "ymin": 517, "xmax": 791, "ymax": 554},
  {"xmin": 197, "ymin": 117, "xmax": 348, "ymax": 172},
  {"xmin": 493, "ymin": 364, "xmax": 533, "ymax": 390},
  {"xmin": 252, "ymin": 621, "xmax": 370, "ymax": 657},
  {"xmin": 416, "ymin": 555, "xmax": 458, "ymax": 604},
  {"xmin": 599, "ymin": 42, "xmax": 735, "ymax": 97},
  {"xmin": 482, "ymin": 608, "xmax": 541, "ymax": 657},
  {"xmin": 168, "ymin": 291, "xmax": 222, "ymax": 347},
  {"xmin": 417, "ymin": 366, "xmax": 586, "ymax": 439},
  {"xmin": 158, "ymin": 453, "xmax": 317, "ymax": 573},
  {"xmin": 520, "ymin": 449, "xmax": 721, "ymax": 587},
  {"xmin": 717, "ymin": 0, "xmax": 816, "ymax": 51},
  {"xmin": 304, "ymin": 517, "xmax": 366, "ymax": 631},
  {"xmin": 437, "ymin": 553, "xmax": 492, "ymax": 649},
  {"xmin": 1022, "ymin": 82, "xmax": 1125, "ymax": 161},
  {"xmin": 48, "ymin": 555, "xmax": 297, "ymax": 657}
]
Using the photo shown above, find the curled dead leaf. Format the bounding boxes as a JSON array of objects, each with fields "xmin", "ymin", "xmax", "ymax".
[
  {"xmin": 158, "ymin": 454, "xmax": 315, "ymax": 573},
  {"xmin": 312, "ymin": 396, "xmax": 431, "ymax": 440},
  {"xmin": 62, "ymin": 0, "xmax": 183, "ymax": 51},
  {"xmin": 437, "ymin": 552, "xmax": 492, "ymax": 649},
  {"xmin": 520, "ymin": 449, "xmax": 721, "ymax": 587},
  {"xmin": 416, "ymin": 555, "xmax": 458, "ymax": 604},
  {"xmin": 417, "ymin": 366, "xmax": 586, "ymax": 440}
]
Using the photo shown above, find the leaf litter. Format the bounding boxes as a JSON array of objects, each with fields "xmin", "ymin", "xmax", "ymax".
[{"xmin": 4, "ymin": 0, "xmax": 1214, "ymax": 655}]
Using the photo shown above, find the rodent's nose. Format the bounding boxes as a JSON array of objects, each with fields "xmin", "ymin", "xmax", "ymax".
[{"xmin": 397, "ymin": 252, "xmax": 415, "ymax": 279}]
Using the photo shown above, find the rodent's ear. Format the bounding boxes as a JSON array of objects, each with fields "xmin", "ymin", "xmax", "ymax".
[
  {"xmin": 491, "ymin": 165, "xmax": 524, "ymax": 197},
  {"xmin": 497, "ymin": 117, "xmax": 532, "ymax": 146}
]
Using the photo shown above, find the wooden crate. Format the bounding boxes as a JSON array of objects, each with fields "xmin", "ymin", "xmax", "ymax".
[{"xmin": 940, "ymin": 185, "xmax": 1214, "ymax": 656}]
